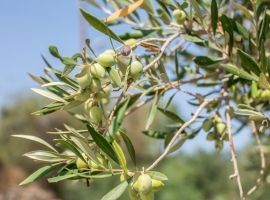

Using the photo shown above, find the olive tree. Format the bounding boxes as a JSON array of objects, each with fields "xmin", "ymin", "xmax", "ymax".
[{"xmin": 13, "ymin": 0, "xmax": 270, "ymax": 199}]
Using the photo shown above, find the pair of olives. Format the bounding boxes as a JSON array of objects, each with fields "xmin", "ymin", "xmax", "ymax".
[
  {"xmin": 76, "ymin": 153, "xmax": 106, "ymax": 171},
  {"xmin": 127, "ymin": 174, "xmax": 164, "ymax": 200},
  {"xmin": 172, "ymin": 9, "xmax": 186, "ymax": 25}
]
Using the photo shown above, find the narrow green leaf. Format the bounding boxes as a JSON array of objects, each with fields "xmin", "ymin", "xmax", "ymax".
[
  {"xmin": 31, "ymin": 88, "xmax": 67, "ymax": 103},
  {"xmin": 142, "ymin": 131, "xmax": 168, "ymax": 139},
  {"xmin": 48, "ymin": 45, "xmax": 62, "ymax": 59},
  {"xmin": 157, "ymin": 107, "xmax": 185, "ymax": 124},
  {"xmin": 80, "ymin": 9, "xmax": 123, "ymax": 44},
  {"xmin": 233, "ymin": 2, "xmax": 254, "ymax": 24},
  {"xmin": 260, "ymin": 40, "xmax": 266, "ymax": 73},
  {"xmin": 164, "ymin": 132, "xmax": 174, "ymax": 149},
  {"xmin": 23, "ymin": 151, "xmax": 69, "ymax": 162},
  {"xmin": 249, "ymin": 115, "xmax": 267, "ymax": 121},
  {"xmin": 164, "ymin": 92, "xmax": 178, "ymax": 112},
  {"xmin": 62, "ymin": 57, "xmax": 81, "ymax": 66},
  {"xmin": 221, "ymin": 14, "xmax": 233, "ymax": 55},
  {"xmin": 107, "ymin": 68, "xmax": 122, "ymax": 87},
  {"xmin": 62, "ymin": 100, "xmax": 84, "ymax": 110},
  {"xmin": 193, "ymin": 56, "xmax": 224, "ymax": 66},
  {"xmin": 175, "ymin": 51, "xmax": 179, "ymax": 80},
  {"xmin": 259, "ymin": 8, "xmax": 270, "ymax": 42},
  {"xmin": 27, "ymin": 73, "xmax": 46, "ymax": 85},
  {"xmin": 87, "ymin": 125, "xmax": 119, "ymax": 164},
  {"xmin": 118, "ymin": 130, "xmax": 136, "ymax": 166},
  {"xmin": 12, "ymin": 135, "xmax": 58, "ymax": 153},
  {"xmin": 182, "ymin": 34, "xmax": 205, "ymax": 43},
  {"xmin": 237, "ymin": 104, "xmax": 255, "ymax": 111},
  {"xmin": 19, "ymin": 163, "xmax": 61, "ymax": 185},
  {"xmin": 85, "ymin": 38, "xmax": 97, "ymax": 58},
  {"xmin": 110, "ymin": 99, "xmax": 130, "ymax": 139},
  {"xmin": 220, "ymin": 64, "xmax": 258, "ymax": 81},
  {"xmin": 168, "ymin": 137, "xmax": 187, "ymax": 154},
  {"xmin": 101, "ymin": 178, "xmax": 131, "ymax": 200},
  {"xmin": 211, "ymin": 0, "xmax": 218, "ymax": 35},
  {"xmin": 112, "ymin": 140, "xmax": 127, "ymax": 174},
  {"xmin": 228, "ymin": 18, "xmax": 249, "ymax": 39},
  {"xmin": 70, "ymin": 136, "xmax": 97, "ymax": 164},
  {"xmin": 237, "ymin": 48, "xmax": 261, "ymax": 76},
  {"xmin": 54, "ymin": 139, "xmax": 87, "ymax": 163},
  {"xmin": 65, "ymin": 124, "xmax": 85, "ymax": 138},
  {"xmin": 48, "ymin": 171, "xmax": 82, "ymax": 183},
  {"xmin": 145, "ymin": 92, "xmax": 158, "ymax": 130},
  {"xmin": 189, "ymin": 0, "xmax": 203, "ymax": 20},
  {"xmin": 258, "ymin": 73, "xmax": 270, "ymax": 89},
  {"xmin": 145, "ymin": 171, "xmax": 168, "ymax": 181},
  {"xmin": 235, "ymin": 109, "xmax": 265, "ymax": 117},
  {"xmin": 114, "ymin": 94, "xmax": 140, "ymax": 116}
]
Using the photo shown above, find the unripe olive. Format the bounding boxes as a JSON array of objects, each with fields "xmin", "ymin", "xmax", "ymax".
[
  {"xmin": 130, "ymin": 61, "xmax": 143, "ymax": 81},
  {"xmin": 89, "ymin": 106, "xmax": 102, "ymax": 124},
  {"xmin": 104, "ymin": 49, "xmax": 115, "ymax": 56},
  {"xmin": 176, "ymin": 16, "xmax": 186, "ymax": 25},
  {"xmin": 129, "ymin": 186, "xmax": 140, "ymax": 200},
  {"xmin": 103, "ymin": 85, "xmax": 111, "ymax": 94},
  {"xmin": 216, "ymin": 123, "xmax": 226, "ymax": 134},
  {"xmin": 202, "ymin": 119, "xmax": 213, "ymax": 132},
  {"xmin": 76, "ymin": 153, "xmax": 88, "ymax": 172},
  {"xmin": 137, "ymin": 174, "xmax": 152, "ymax": 194},
  {"xmin": 90, "ymin": 63, "xmax": 106, "ymax": 79},
  {"xmin": 88, "ymin": 153, "xmax": 105, "ymax": 170},
  {"xmin": 120, "ymin": 45, "xmax": 132, "ymax": 56},
  {"xmin": 90, "ymin": 78, "xmax": 101, "ymax": 92},
  {"xmin": 98, "ymin": 53, "xmax": 117, "ymax": 67},
  {"xmin": 172, "ymin": 9, "xmax": 183, "ymax": 20},
  {"xmin": 75, "ymin": 89, "xmax": 91, "ymax": 102},
  {"xmin": 77, "ymin": 72, "xmax": 92, "ymax": 89},
  {"xmin": 84, "ymin": 100, "xmax": 95, "ymax": 113},
  {"xmin": 215, "ymin": 116, "xmax": 223, "ymax": 123},
  {"xmin": 151, "ymin": 179, "xmax": 164, "ymax": 192},
  {"xmin": 102, "ymin": 97, "xmax": 110, "ymax": 105},
  {"xmin": 124, "ymin": 38, "xmax": 137, "ymax": 47},
  {"xmin": 260, "ymin": 90, "xmax": 270, "ymax": 100},
  {"xmin": 140, "ymin": 190, "xmax": 154, "ymax": 200},
  {"xmin": 93, "ymin": 91, "xmax": 104, "ymax": 101}
]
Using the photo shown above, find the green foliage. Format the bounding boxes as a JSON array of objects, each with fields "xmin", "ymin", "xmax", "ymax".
[{"xmin": 11, "ymin": 0, "xmax": 270, "ymax": 199}]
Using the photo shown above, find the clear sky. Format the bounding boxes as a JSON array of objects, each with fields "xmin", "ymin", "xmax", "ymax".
[{"xmin": 0, "ymin": 0, "xmax": 253, "ymax": 153}]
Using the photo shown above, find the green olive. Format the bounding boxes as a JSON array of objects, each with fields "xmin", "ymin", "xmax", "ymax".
[
  {"xmin": 104, "ymin": 49, "xmax": 115, "ymax": 56},
  {"xmin": 84, "ymin": 100, "xmax": 95, "ymax": 113},
  {"xmin": 90, "ymin": 63, "xmax": 106, "ymax": 79},
  {"xmin": 172, "ymin": 9, "xmax": 183, "ymax": 20},
  {"xmin": 90, "ymin": 78, "xmax": 101, "ymax": 93},
  {"xmin": 77, "ymin": 72, "xmax": 92, "ymax": 89},
  {"xmin": 89, "ymin": 106, "xmax": 102, "ymax": 124},
  {"xmin": 98, "ymin": 53, "xmax": 117, "ymax": 67},
  {"xmin": 140, "ymin": 190, "xmax": 154, "ymax": 200},
  {"xmin": 130, "ymin": 61, "xmax": 143, "ymax": 81},
  {"xmin": 129, "ymin": 186, "xmax": 140, "ymax": 200},
  {"xmin": 76, "ymin": 153, "xmax": 88, "ymax": 172},
  {"xmin": 124, "ymin": 38, "xmax": 137, "ymax": 47},
  {"xmin": 93, "ymin": 91, "xmax": 104, "ymax": 101},
  {"xmin": 151, "ymin": 179, "xmax": 164, "ymax": 192},
  {"xmin": 88, "ymin": 153, "xmax": 105, "ymax": 170},
  {"xmin": 137, "ymin": 174, "xmax": 152, "ymax": 194},
  {"xmin": 75, "ymin": 88, "xmax": 91, "ymax": 102}
]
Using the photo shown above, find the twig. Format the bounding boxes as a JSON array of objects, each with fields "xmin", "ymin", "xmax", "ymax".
[
  {"xmin": 146, "ymin": 96, "xmax": 223, "ymax": 171},
  {"xmin": 143, "ymin": 32, "xmax": 182, "ymax": 72},
  {"xmin": 243, "ymin": 86, "xmax": 265, "ymax": 196},
  {"xmin": 125, "ymin": 96, "xmax": 154, "ymax": 117},
  {"xmin": 166, "ymin": 40, "xmax": 186, "ymax": 56},
  {"xmin": 103, "ymin": 83, "xmax": 131, "ymax": 135},
  {"xmin": 224, "ymin": 82, "xmax": 244, "ymax": 199}
]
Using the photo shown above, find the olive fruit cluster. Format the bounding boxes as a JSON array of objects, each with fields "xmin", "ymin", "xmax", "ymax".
[
  {"xmin": 128, "ymin": 174, "xmax": 164, "ymax": 200},
  {"xmin": 76, "ymin": 152, "xmax": 106, "ymax": 172},
  {"xmin": 172, "ymin": 9, "xmax": 186, "ymax": 25}
]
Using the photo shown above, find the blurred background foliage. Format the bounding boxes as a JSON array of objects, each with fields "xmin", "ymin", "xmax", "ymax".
[{"xmin": 1, "ymin": 97, "xmax": 270, "ymax": 199}]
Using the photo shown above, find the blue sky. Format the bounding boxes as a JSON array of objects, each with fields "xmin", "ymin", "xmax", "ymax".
[{"xmin": 0, "ymin": 0, "xmax": 253, "ymax": 153}]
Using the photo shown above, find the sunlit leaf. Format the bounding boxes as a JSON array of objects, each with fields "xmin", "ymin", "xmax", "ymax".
[
  {"xmin": 220, "ymin": 64, "xmax": 258, "ymax": 81},
  {"xmin": 112, "ymin": 140, "xmax": 128, "ymax": 174},
  {"xmin": 118, "ymin": 130, "xmax": 136, "ymax": 166},
  {"xmin": 145, "ymin": 171, "xmax": 168, "ymax": 181},
  {"xmin": 19, "ymin": 163, "xmax": 61, "ymax": 185},
  {"xmin": 80, "ymin": 9, "xmax": 123, "ymax": 44},
  {"xmin": 31, "ymin": 88, "xmax": 67, "ymax": 103},
  {"xmin": 12, "ymin": 135, "xmax": 58, "ymax": 153},
  {"xmin": 101, "ymin": 178, "xmax": 131, "ymax": 200}
]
